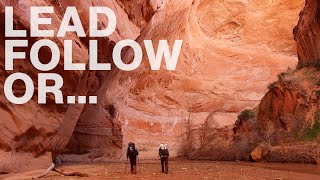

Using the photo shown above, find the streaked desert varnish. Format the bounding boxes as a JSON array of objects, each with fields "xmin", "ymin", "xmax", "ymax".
[{"xmin": 0, "ymin": 0, "xmax": 305, "ymax": 172}]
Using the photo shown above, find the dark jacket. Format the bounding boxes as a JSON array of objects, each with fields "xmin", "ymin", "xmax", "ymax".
[
  {"xmin": 127, "ymin": 148, "xmax": 139, "ymax": 159},
  {"xmin": 159, "ymin": 148, "xmax": 169, "ymax": 157}
]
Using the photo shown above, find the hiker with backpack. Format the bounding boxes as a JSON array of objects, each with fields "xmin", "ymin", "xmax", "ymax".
[
  {"xmin": 126, "ymin": 142, "xmax": 139, "ymax": 174},
  {"xmin": 159, "ymin": 142, "xmax": 169, "ymax": 174}
]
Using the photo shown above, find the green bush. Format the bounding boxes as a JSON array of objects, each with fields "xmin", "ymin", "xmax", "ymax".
[
  {"xmin": 305, "ymin": 120, "xmax": 320, "ymax": 140},
  {"xmin": 238, "ymin": 109, "xmax": 255, "ymax": 122},
  {"xmin": 299, "ymin": 113, "xmax": 320, "ymax": 141}
]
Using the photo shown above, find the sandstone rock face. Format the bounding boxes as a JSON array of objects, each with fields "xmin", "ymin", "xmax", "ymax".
[
  {"xmin": 174, "ymin": 0, "xmax": 320, "ymax": 163},
  {"xmin": 256, "ymin": 0, "xmax": 320, "ymax": 143},
  {"xmin": 0, "ymin": 0, "xmax": 160, "ymax": 171},
  {"xmin": 294, "ymin": 0, "xmax": 320, "ymax": 67},
  {"xmin": 194, "ymin": 67, "xmax": 320, "ymax": 162},
  {"xmin": 255, "ymin": 72, "xmax": 320, "ymax": 144},
  {"xmin": 103, "ymin": 0, "xmax": 304, "ymax": 159},
  {"xmin": 246, "ymin": 0, "xmax": 320, "ymax": 161},
  {"xmin": 196, "ymin": 0, "xmax": 320, "ymax": 163},
  {"xmin": 257, "ymin": 87, "xmax": 300, "ymax": 133},
  {"xmin": 0, "ymin": 0, "xmax": 89, "ymax": 172},
  {"xmin": 0, "ymin": 0, "xmax": 306, "ymax": 172}
]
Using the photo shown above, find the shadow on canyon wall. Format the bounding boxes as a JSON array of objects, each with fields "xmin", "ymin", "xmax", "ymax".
[{"xmin": 0, "ymin": 0, "xmax": 319, "ymax": 174}]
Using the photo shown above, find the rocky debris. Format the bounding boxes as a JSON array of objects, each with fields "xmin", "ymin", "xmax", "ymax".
[
  {"xmin": 251, "ymin": 146, "xmax": 264, "ymax": 162},
  {"xmin": 315, "ymin": 158, "xmax": 320, "ymax": 165},
  {"xmin": 250, "ymin": 144, "xmax": 271, "ymax": 162},
  {"xmin": 264, "ymin": 142, "xmax": 320, "ymax": 163}
]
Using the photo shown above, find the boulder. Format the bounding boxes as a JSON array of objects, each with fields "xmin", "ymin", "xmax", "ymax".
[{"xmin": 251, "ymin": 145, "xmax": 271, "ymax": 162}]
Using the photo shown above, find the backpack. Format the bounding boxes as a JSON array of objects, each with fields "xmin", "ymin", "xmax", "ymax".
[
  {"xmin": 160, "ymin": 143, "xmax": 169, "ymax": 156},
  {"xmin": 128, "ymin": 142, "xmax": 137, "ymax": 158}
]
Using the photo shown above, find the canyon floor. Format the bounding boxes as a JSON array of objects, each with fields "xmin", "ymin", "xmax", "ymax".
[{"xmin": 1, "ymin": 160, "xmax": 320, "ymax": 180}]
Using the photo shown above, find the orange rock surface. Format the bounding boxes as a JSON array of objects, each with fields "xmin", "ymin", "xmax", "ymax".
[
  {"xmin": 0, "ymin": 0, "xmax": 307, "ymax": 173},
  {"xmin": 103, "ymin": 0, "xmax": 304, "ymax": 159}
]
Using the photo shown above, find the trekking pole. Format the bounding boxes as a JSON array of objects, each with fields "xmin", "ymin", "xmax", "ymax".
[
  {"xmin": 124, "ymin": 159, "xmax": 128, "ymax": 173},
  {"xmin": 138, "ymin": 157, "xmax": 140, "ymax": 173}
]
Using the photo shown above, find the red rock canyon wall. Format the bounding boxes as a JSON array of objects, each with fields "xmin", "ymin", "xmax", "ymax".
[{"xmin": 0, "ymin": 0, "xmax": 306, "ymax": 172}]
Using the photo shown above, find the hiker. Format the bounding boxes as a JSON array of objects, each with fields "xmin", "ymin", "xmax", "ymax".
[
  {"xmin": 126, "ymin": 142, "xmax": 139, "ymax": 174},
  {"xmin": 159, "ymin": 142, "xmax": 169, "ymax": 174}
]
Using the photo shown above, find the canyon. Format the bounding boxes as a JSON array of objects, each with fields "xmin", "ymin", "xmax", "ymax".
[{"xmin": 1, "ymin": 0, "xmax": 319, "ymax": 174}]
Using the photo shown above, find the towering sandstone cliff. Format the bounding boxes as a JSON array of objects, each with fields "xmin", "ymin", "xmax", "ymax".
[
  {"xmin": 194, "ymin": 0, "xmax": 320, "ymax": 163},
  {"xmin": 0, "ymin": 0, "xmax": 307, "ymax": 172},
  {"xmin": 294, "ymin": 0, "xmax": 320, "ymax": 67},
  {"xmin": 98, "ymin": 0, "xmax": 304, "ymax": 159}
]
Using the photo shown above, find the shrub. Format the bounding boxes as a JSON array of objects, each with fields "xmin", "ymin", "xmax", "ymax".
[
  {"xmin": 307, "ymin": 76, "xmax": 319, "ymax": 83},
  {"xmin": 268, "ymin": 82, "xmax": 277, "ymax": 90},
  {"xmin": 238, "ymin": 109, "xmax": 255, "ymax": 122},
  {"xmin": 298, "ymin": 61, "xmax": 313, "ymax": 69},
  {"xmin": 278, "ymin": 72, "xmax": 289, "ymax": 80},
  {"xmin": 305, "ymin": 120, "xmax": 320, "ymax": 140},
  {"xmin": 299, "ymin": 112, "xmax": 320, "ymax": 140},
  {"xmin": 298, "ymin": 60, "xmax": 320, "ymax": 70}
]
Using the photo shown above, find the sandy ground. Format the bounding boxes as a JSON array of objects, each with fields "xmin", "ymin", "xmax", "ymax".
[{"xmin": 1, "ymin": 160, "xmax": 320, "ymax": 180}]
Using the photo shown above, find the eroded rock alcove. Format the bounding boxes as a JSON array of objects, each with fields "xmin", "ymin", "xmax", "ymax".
[{"xmin": 0, "ymin": 0, "xmax": 309, "ymax": 173}]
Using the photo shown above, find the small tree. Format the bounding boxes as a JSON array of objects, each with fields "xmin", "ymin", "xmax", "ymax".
[{"xmin": 238, "ymin": 109, "xmax": 255, "ymax": 122}]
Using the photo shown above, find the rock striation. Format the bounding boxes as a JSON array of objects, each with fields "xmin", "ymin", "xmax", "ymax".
[
  {"xmin": 0, "ymin": 0, "xmax": 161, "ymax": 172},
  {"xmin": 102, "ymin": 0, "xmax": 304, "ymax": 159},
  {"xmin": 194, "ymin": 0, "xmax": 320, "ymax": 163},
  {"xmin": 0, "ymin": 0, "xmax": 308, "ymax": 172},
  {"xmin": 294, "ymin": 0, "xmax": 320, "ymax": 67}
]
